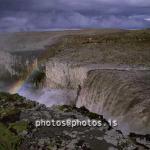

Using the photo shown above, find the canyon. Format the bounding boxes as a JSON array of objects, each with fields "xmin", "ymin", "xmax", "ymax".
[{"xmin": 0, "ymin": 29, "xmax": 150, "ymax": 136}]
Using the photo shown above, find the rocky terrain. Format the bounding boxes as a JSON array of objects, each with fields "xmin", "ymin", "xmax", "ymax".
[
  {"xmin": 0, "ymin": 29, "xmax": 150, "ymax": 149},
  {"xmin": 0, "ymin": 92, "xmax": 150, "ymax": 150},
  {"xmin": 44, "ymin": 29, "xmax": 150, "ymax": 134}
]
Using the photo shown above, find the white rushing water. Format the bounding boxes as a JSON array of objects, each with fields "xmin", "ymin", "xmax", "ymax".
[{"xmin": 18, "ymin": 84, "xmax": 76, "ymax": 107}]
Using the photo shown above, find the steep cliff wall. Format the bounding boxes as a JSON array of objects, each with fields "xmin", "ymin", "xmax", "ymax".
[
  {"xmin": 0, "ymin": 50, "xmax": 39, "ymax": 81},
  {"xmin": 45, "ymin": 58, "xmax": 150, "ymax": 134},
  {"xmin": 0, "ymin": 51, "xmax": 16, "ymax": 79},
  {"xmin": 46, "ymin": 59, "xmax": 88, "ymax": 89},
  {"xmin": 1, "ymin": 29, "xmax": 150, "ymax": 135},
  {"xmin": 77, "ymin": 70, "xmax": 150, "ymax": 134},
  {"xmin": 46, "ymin": 58, "xmax": 150, "ymax": 88}
]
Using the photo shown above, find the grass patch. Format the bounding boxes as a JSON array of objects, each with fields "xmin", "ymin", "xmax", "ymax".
[
  {"xmin": 9, "ymin": 121, "xmax": 28, "ymax": 134},
  {"xmin": 0, "ymin": 92, "xmax": 35, "ymax": 122},
  {"xmin": 0, "ymin": 123, "xmax": 21, "ymax": 150}
]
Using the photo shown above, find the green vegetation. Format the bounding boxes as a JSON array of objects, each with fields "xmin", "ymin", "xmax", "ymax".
[
  {"xmin": 0, "ymin": 107, "xmax": 20, "ymax": 120},
  {"xmin": 0, "ymin": 92, "xmax": 35, "ymax": 149},
  {"xmin": 29, "ymin": 69, "xmax": 46, "ymax": 87},
  {"xmin": 0, "ymin": 123, "xmax": 21, "ymax": 150},
  {"xmin": 47, "ymin": 143, "xmax": 57, "ymax": 150},
  {"xmin": 9, "ymin": 121, "xmax": 28, "ymax": 134},
  {"xmin": 0, "ymin": 92, "xmax": 35, "ymax": 120},
  {"xmin": 58, "ymin": 105, "xmax": 103, "ymax": 120},
  {"xmin": 57, "ymin": 105, "xmax": 74, "ymax": 112},
  {"xmin": 0, "ymin": 29, "xmax": 150, "ymax": 149},
  {"xmin": 0, "ymin": 92, "xmax": 28, "ymax": 102}
]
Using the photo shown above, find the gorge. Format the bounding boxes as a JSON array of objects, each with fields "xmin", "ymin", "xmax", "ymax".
[{"xmin": 0, "ymin": 29, "xmax": 150, "ymax": 149}]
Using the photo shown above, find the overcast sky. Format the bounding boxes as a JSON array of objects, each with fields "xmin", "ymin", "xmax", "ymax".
[{"xmin": 0, "ymin": 0, "xmax": 150, "ymax": 32}]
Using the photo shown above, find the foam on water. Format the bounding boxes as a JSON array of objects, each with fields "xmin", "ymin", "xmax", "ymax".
[{"xmin": 18, "ymin": 83, "xmax": 75, "ymax": 107}]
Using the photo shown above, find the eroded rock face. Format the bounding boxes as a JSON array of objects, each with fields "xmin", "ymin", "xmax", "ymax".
[
  {"xmin": 0, "ymin": 50, "xmax": 39, "ymax": 81},
  {"xmin": 1, "ymin": 29, "xmax": 150, "ymax": 145},
  {"xmin": 0, "ymin": 51, "xmax": 15, "ymax": 79},
  {"xmin": 45, "ymin": 58, "xmax": 150, "ymax": 135},
  {"xmin": 1, "ymin": 92, "xmax": 150, "ymax": 150},
  {"xmin": 77, "ymin": 70, "xmax": 150, "ymax": 135},
  {"xmin": 46, "ymin": 59, "xmax": 88, "ymax": 89}
]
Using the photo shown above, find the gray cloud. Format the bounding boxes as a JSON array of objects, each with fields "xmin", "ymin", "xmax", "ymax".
[{"xmin": 0, "ymin": 0, "xmax": 150, "ymax": 32}]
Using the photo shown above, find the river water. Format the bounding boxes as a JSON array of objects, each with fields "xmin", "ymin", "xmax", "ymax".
[{"xmin": 18, "ymin": 83, "xmax": 76, "ymax": 106}]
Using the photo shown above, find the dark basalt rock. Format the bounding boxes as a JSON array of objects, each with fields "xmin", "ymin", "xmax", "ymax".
[{"xmin": 0, "ymin": 92, "xmax": 150, "ymax": 150}]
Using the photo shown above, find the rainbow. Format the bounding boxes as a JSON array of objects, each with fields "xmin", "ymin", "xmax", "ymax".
[
  {"xmin": 8, "ymin": 58, "xmax": 38, "ymax": 94},
  {"xmin": 6, "ymin": 43, "xmax": 54, "ymax": 94},
  {"xmin": 8, "ymin": 80, "xmax": 24, "ymax": 94}
]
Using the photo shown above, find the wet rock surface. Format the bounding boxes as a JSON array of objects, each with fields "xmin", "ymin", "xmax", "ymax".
[
  {"xmin": 0, "ymin": 92, "xmax": 150, "ymax": 150},
  {"xmin": 1, "ymin": 29, "xmax": 150, "ymax": 136}
]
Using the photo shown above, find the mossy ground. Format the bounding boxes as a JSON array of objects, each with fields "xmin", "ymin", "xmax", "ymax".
[
  {"xmin": 0, "ymin": 92, "xmax": 35, "ymax": 120},
  {"xmin": 9, "ymin": 121, "xmax": 28, "ymax": 134},
  {"xmin": 57, "ymin": 105, "xmax": 103, "ymax": 120},
  {"xmin": 0, "ymin": 92, "xmax": 35, "ymax": 150},
  {"xmin": 0, "ymin": 123, "xmax": 21, "ymax": 150}
]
